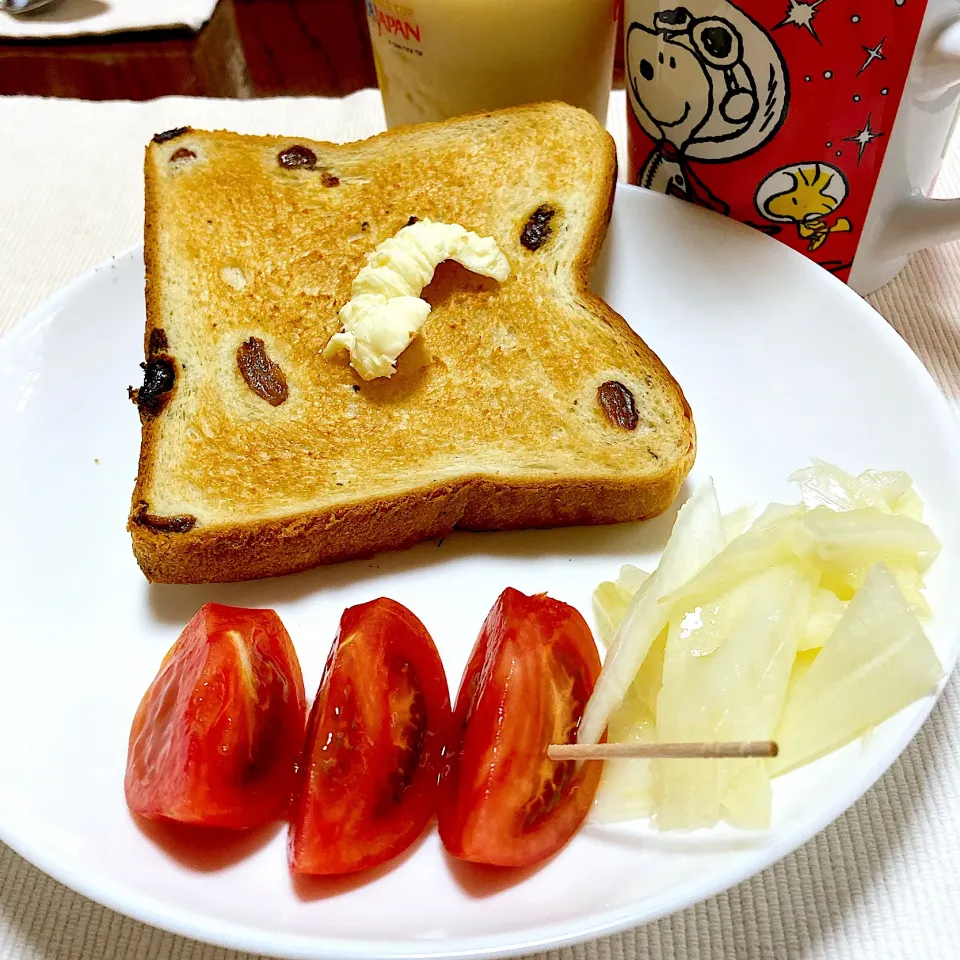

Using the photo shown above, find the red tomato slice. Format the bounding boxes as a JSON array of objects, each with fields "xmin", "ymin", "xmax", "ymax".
[
  {"xmin": 125, "ymin": 603, "xmax": 306, "ymax": 830},
  {"xmin": 288, "ymin": 598, "xmax": 452, "ymax": 876},
  {"xmin": 438, "ymin": 587, "xmax": 602, "ymax": 867}
]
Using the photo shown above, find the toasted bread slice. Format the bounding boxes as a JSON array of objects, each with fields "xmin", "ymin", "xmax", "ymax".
[{"xmin": 130, "ymin": 102, "xmax": 695, "ymax": 584}]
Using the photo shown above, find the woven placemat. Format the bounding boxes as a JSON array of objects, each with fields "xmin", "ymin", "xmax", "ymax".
[{"xmin": 2, "ymin": 90, "xmax": 959, "ymax": 960}]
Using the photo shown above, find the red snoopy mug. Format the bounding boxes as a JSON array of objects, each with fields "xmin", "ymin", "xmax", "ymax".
[{"xmin": 624, "ymin": 0, "xmax": 960, "ymax": 293}]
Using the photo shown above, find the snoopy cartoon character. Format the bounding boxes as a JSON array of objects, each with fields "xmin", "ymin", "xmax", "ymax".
[{"xmin": 627, "ymin": 1, "xmax": 788, "ymax": 215}]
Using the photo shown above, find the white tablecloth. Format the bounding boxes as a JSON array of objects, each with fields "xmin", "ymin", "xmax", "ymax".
[
  {"xmin": 2, "ymin": 89, "xmax": 960, "ymax": 960},
  {"xmin": 0, "ymin": 0, "xmax": 219, "ymax": 39}
]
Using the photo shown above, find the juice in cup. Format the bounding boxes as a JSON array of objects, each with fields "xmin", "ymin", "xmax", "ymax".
[{"xmin": 365, "ymin": 0, "xmax": 619, "ymax": 128}]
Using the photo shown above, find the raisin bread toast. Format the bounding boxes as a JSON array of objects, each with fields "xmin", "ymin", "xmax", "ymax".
[{"xmin": 129, "ymin": 103, "xmax": 695, "ymax": 583}]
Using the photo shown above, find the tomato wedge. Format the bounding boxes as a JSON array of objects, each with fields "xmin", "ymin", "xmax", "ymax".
[
  {"xmin": 125, "ymin": 603, "xmax": 306, "ymax": 830},
  {"xmin": 288, "ymin": 598, "xmax": 452, "ymax": 875},
  {"xmin": 438, "ymin": 587, "xmax": 602, "ymax": 867}
]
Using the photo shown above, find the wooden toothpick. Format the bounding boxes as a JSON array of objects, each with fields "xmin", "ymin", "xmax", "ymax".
[{"xmin": 547, "ymin": 741, "xmax": 779, "ymax": 761}]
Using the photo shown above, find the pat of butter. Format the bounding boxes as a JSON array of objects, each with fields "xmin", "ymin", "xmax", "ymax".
[{"xmin": 324, "ymin": 219, "xmax": 510, "ymax": 381}]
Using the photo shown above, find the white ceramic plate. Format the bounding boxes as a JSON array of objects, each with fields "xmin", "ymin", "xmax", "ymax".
[{"xmin": 1, "ymin": 185, "xmax": 959, "ymax": 960}]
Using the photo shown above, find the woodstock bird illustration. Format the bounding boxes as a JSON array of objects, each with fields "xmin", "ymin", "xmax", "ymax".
[{"xmin": 760, "ymin": 164, "xmax": 852, "ymax": 252}]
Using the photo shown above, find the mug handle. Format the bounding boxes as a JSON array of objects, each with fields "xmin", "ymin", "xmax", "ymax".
[{"xmin": 877, "ymin": 19, "xmax": 960, "ymax": 260}]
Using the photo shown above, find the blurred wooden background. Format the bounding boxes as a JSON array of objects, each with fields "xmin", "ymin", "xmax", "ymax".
[
  {"xmin": 0, "ymin": 0, "xmax": 376, "ymax": 99},
  {"xmin": 0, "ymin": 0, "xmax": 622, "ymax": 99}
]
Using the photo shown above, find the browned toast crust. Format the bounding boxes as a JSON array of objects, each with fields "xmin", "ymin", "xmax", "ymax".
[
  {"xmin": 130, "ymin": 103, "xmax": 696, "ymax": 584},
  {"xmin": 131, "ymin": 472, "xmax": 688, "ymax": 584}
]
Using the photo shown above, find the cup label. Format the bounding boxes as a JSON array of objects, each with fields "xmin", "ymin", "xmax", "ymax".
[
  {"xmin": 625, "ymin": 0, "xmax": 928, "ymax": 281},
  {"xmin": 366, "ymin": 1, "xmax": 423, "ymax": 55}
]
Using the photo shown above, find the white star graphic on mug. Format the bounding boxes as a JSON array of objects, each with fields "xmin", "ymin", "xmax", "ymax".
[
  {"xmin": 774, "ymin": 0, "xmax": 825, "ymax": 43},
  {"xmin": 857, "ymin": 38, "xmax": 887, "ymax": 76},
  {"xmin": 843, "ymin": 114, "xmax": 884, "ymax": 164}
]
